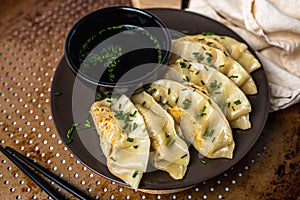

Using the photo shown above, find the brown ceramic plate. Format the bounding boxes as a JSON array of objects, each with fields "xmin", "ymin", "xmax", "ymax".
[{"xmin": 51, "ymin": 9, "xmax": 269, "ymax": 191}]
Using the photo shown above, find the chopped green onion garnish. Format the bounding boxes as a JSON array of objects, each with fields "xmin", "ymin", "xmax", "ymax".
[
  {"xmin": 149, "ymin": 88, "xmax": 157, "ymax": 94},
  {"xmin": 127, "ymin": 137, "xmax": 134, "ymax": 142},
  {"xmin": 232, "ymin": 106, "xmax": 236, "ymax": 111},
  {"xmin": 84, "ymin": 119, "xmax": 91, "ymax": 128},
  {"xmin": 206, "ymin": 56, "xmax": 212, "ymax": 63},
  {"xmin": 167, "ymin": 139, "xmax": 176, "ymax": 147},
  {"xmin": 111, "ymin": 93, "xmax": 121, "ymax": 99},
  {"xmin": 165, "ymin": 102, "xmax": 173, "ymax": 108},
  {"xmin": 110, "ymin": 157, "xmax": 117, "ymax": 162},
  {"xmin": 99, "ymin": 151, "xmax": 104, "ymax": 156},
  {"xmin": 73, "ymin": 123, "xmax": 80, "ymax": 127},
  {"xmin": 183, "ymin": 99, "xmax": 192, "ymax": 109},
  {"xmin": 229, "ymin": 75, "xmax": 238, "ymax": 79},
  {"xmin": 234, "ymin": 100, "xmax": 241, "ymax": 105},
  {"xmin": 202, "ymin": 31, "xmax": 215, "ymax": 36},
  {"xmin": 129, "ymin": 124, "xmax": 132, "ymax": 131},
  {"xmin": 205, "ymin": 52, "xmax": 212, "ymax": 63},
  {"xmin": 132, "ymin": 123, "xmax": 137, "ymax": 131},
  {"xmin": 96, "ymin": 92, "xmax": 103, "ymax": 101},
  {"xmin": 122, "ymin": 123, "xmax": 129, "ymax": 130},
  {"xmin": 223, "ymin": 102, "xmax": 227, "ymax": 109},
  {"xmin": 168, "ymin": 88, "xmax": 171, "ymax": 95},
  {"xmin": 66, "ymin": 125, "xmax": 74, "ymax": 139},
  {"xmin": 208, "ymin": 99, "xmax": 212, "ymax": 105},
  {"xmin": 198, "ymin": 106, "xmax": 207, "ymax": 117},
  {"xmin": 193, "ymin": 52, "xmax": 205, "ymax": 61},
  {"xmin": 66, "ymin": 139, "xmax": 73, "ymax": 145},
  {"xmin": 183, "ymin": 76, "xmax": 189, "ymax": 82},
  {"xmin": 181, "ymin": 154, "xmax": 188, "ymax": 159},
  {"xmin": 210, "ymin": 64, "xmax": 216, "ymax": 69},
  {"xmin": 200, "ymin": 159, "xmax": 207, "ymax": 164},
  {"xmin": 66, "ymin": 123, "xmax": 80, "ymax": 144},
  {"xmin": 205, "ymin": 52, "xmax": 212, "ymax": 57},
  {"xmin": 175, "ymin": 97, "xmax": 179, "ymax": 104},
  {"xmin": 204, "ymin": 129, "xmax": 215, "ymax": 137},
  {"xmin": 106, "ymin": 92, "xmax": 112, "ymax": 99},
  {"xmin": 198, "ymin": 113, "xmax": 206, "ymax": 117},
  {"xmin": 209, "ymin": 80, "xmax": 222, "ymax": 91},
  {"xmin": 143, "ymin": 126, "xmax": 147, "ymax": 132},
  {"xmin": 133, "ymin": 145, "xmax": 139, "ymax": 149},
  {"xmin": 54, "ymin": 91, "xmax": 62, "ymax": 96},
  {"xmin": 179, "ymin": 62, "xmax": 187, "ymax": 68},
  {"xmin": 159, "ymin": 96, "xmax": 162, "ymax": 104},
  {"xmin": 132, "ymin": 171, "xmax": 138, "ymax": 178},
  {"xmin": 130, "ymin": 110, "xmax": 137, "ymax": 117},
  {"xmin": 212, "ymin": 137, "xmax": 216, "ymax": 143}
]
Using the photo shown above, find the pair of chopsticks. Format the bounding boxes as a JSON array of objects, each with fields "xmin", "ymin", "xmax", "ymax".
[{"xmin": 0, "ymin": 145, "xmax": 92, "ymax": 200}]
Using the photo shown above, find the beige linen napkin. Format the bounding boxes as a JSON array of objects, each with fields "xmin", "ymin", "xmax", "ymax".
[{"xmin": 187, "ymin": 0, "xmax": 300, "ymax": 112}]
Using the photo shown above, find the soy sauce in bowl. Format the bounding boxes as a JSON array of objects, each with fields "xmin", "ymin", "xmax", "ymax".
[
  {"xmin": 79, "ymin": 25, "xmax": 163, "ymax": 85},
  {"xmin": 65, "ymin": 7, "xmax": 171, "ymax": 88}
]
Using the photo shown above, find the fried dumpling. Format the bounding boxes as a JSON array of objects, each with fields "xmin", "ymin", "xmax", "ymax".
[
  {"xmin": 146, "ymin": 79, "xmax": 235, "ymax": 159},
  {"xmin": 131, "ymin": 91, "xmax": 190, "ymax": 179},
  {"xmin": 90, "ymin": 94, "xmax": 150, "ymax": 189},
  {"xmin": 171, "ymin": 37, "xmax": 257, "ymax": 95},
  {"xmin": 186, "ymin": 34, "xmax": 261, "ymax": 73},
  {"xmin": 206, "ymin": 35, "xmax": 261, "ymax": 73},
  {"xmin": 165, "ymin": 59, "xmax": 252, "ymax": 130}
]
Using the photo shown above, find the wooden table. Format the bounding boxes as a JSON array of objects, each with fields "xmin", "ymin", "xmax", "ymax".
[{"xmin": 0, "ymin": 0, "xmax": 299, "ymax": 199}]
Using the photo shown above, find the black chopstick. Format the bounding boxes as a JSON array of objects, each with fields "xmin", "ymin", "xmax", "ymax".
[
  {"xmin": 0, "ymin": 145, "xmax": 62, "ymax": 200},
  {"xmin": 0, "ymin": 145, "xmax": 92, "ymax": 200}
]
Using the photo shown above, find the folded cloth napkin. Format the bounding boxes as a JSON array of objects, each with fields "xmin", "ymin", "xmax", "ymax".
[{"xmin": 187, "ymin": 0, "xmax": 300, "ymax": 112}]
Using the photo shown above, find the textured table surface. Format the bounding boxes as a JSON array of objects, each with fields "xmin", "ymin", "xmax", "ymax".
[{"xmin": 0, "ymin": 0, "xmax": 299, "ymax": 199}]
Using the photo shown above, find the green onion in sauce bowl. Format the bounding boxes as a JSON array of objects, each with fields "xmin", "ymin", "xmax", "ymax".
[{"xmin": 79, "ymin": 25, "xmax": 163, "ymax": 84}]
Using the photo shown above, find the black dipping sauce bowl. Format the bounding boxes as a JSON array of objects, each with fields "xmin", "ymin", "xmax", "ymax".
[{"xmin": 65, "ymin": 6, "xmax": 171, "ymax": 88}]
